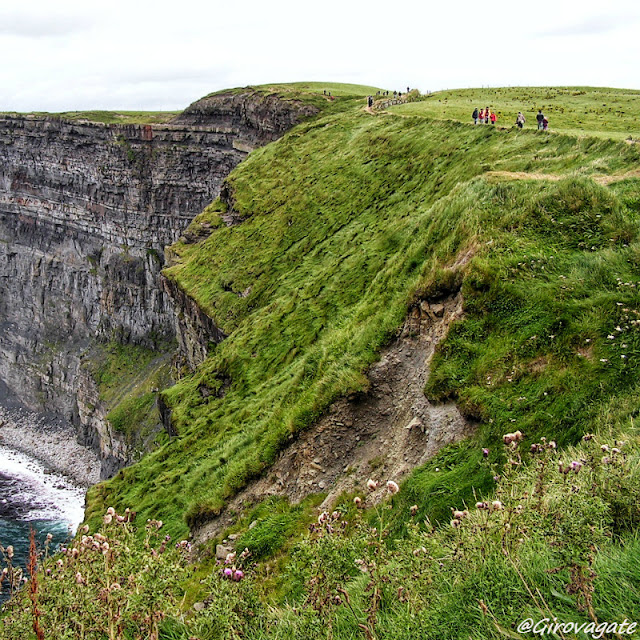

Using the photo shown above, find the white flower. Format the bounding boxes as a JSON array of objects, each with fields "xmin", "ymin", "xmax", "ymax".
[
  {"xmin": 367, "ymin": 479, "xmax": 378, "ymax": 492},
  {"xmin": 386, "ymin": 480, "xmax": 400, "ymax": 495}
]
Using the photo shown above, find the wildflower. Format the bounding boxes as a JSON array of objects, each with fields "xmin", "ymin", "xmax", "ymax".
[
  {"xmin": 607, "ymin": 335, "xmax": 615, "ymax": 340},
  {"xmin": 476, "ymin": 501, "xmax": 487, "ymax": 510},
  {"xmin": 331, "ymin": 511, "xmax": 340, "ymax": 520},
  {"xmin": 410, "ymin": 504, "xmax": 418, "ymax": 516},
  {"xmin": 71, "ymin": 548, "xmax": 79, "ymax": 559},
  {"xmin": 101, "ymin": 542, "xmax": 110, "ymax": 554},
  {"xmin": 601, "ymin": 444, "xmax": 610, "ymax": 452},
  {"xmin": 602, "ymin": 456, "xmax": 611, "ymax": 464},
  {"xmin": 452, "ymin": 509, "xmax": 468, "ymax": 520},
  {"xmin": 570, "ymin": 460, "xmax": 583, "ymax": 473},
  {"xmin": 225, "ymin": 552, "xmax": 236, "ymax": 564},
  {"xmin": 75, "ymin": 572, "xmax": 85, "ymax": 585},
  {"xmin": 106, "ymin": 507, "xmax": 116, "ymax": 516},
  {"xmin": 46, "ymin": 533, "xmax": 53, "ymax": 542},
  {"xmin": 611, "ymin": 447, "xmax": 620, "ymax": 455},
  {"xmin": 491, "ymin": 500, "xmax": 503, "ymax": 511},
  {"xmin": 549, "ymin": 441, "xmax": 556, "ymax": 449},
  {"xmin": 233, "ymin": 569, "xmax": 244, "ymax": 581},
  {"xmin": 582, "ymin": 433, "xmax": 594, "ymax": 441},
  {"xmin": 493, "ymin": 475, "xmax": 500, "ymax": 482},
  {"xmin": 110, "ymin": 583, "xmax": 121, "ymax": 591},
  {"xmin": 503, "ymin": 433, "xmax": 514, "ymax": 445},
  {"xmin": 450, "ymin": 519, "xmax": 461, "ymax": 528},
  {"xmin": 6, "ymin": 545, "xmax": 13, "ymax": 559},
  {"xmin": 513, "ymin": 430, "xmax": 523, "ymax": 442},
  {"xmin": 81, "ymin": 525, "xmax": 89, "ymax": 534},
  {"xmin": 386, "ymin": 480, "xmax": 400, "ymax": 495},
  {"xmin": 103, "ymin": 514, "xmax": 113, "ymax": 525},
  {"xmin": 318, "ymin": 512, "xmax": 328, "ymax": 525},
  {"xmin": 223, "ymin": 568, "xmax": 233, "ymax": 578},
  {"xmin": 367, "ymin": 479, "xmax": 378, "ymax": 491},
  {"xmin": 353, "ymin": 496, "xmax": 362, "ymax": 507},
  {"xmin": 482, "ymin": 448, "xmax": 489, "ymax": 458}
]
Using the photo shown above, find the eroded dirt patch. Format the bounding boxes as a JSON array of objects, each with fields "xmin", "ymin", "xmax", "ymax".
[{"xmin": 194, "ymin": 290, "xmax": 472, "ymax": 545}]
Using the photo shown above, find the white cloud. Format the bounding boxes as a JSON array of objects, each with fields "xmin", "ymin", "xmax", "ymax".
[{"xmin": 0, "ymin": 0, "xmax": 639, "ymax": 111}]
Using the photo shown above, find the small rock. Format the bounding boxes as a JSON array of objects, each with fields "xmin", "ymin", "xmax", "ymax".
[
  {"xmin": 215, "ymin": 544, "xmax": 234, "ymax": 560},
  {"xmin": 249, "ymin": 520, "xmax": 258, "ymax": 530},
  {"xmin": 405, "ymin": 417, "xmax": 423, "ymax": 430},
  {"xmin": 193, "ymin": 602, "xmax": 206, "ymax": 612}
]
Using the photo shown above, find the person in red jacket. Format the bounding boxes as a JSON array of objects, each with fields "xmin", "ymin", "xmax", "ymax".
[
  {"xmin": 490, "ymin": 111, "xmax": 497, "ymax": 125},
  {"xmin": 479, "ymin": 108, "xmax": 485, "ymax": 123}
]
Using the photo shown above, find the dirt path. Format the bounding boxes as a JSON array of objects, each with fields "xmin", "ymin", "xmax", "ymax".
[{"xmin": 485, "ymin": 169, "xmax": 640, "ymax": 185}]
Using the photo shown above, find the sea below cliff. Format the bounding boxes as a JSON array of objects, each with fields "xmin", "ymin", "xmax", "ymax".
[{"xmin": 0, "ymin": 406, "xmax": 99, "ymax": 604}]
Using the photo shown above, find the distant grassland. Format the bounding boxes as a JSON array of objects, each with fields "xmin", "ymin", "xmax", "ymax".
[
  {"xmin": 391, "ymin": 86, "xmax": 640, "ymax": 140},
  {"xmin": 0, "ymin": 110, "xmax": 181, "ymax": 124}
]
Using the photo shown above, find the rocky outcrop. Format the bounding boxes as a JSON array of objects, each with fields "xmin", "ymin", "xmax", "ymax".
[
  {"xmin": 0, "ymin": 92, "xmax": 312, "ymax": 477},
  {"xmin": 172, "ymin": 89, "xmax": 319, "ymax": 145}
]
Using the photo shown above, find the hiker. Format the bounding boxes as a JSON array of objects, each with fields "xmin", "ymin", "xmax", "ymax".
[
  {"xmin": 367, "ymin": 95, "xmax": 373, "ymax": 108},
  {"xmin": 516, "ymin": 112, "xmax": 525, "ymax": 128},
  {"xmin": 490, "ymin": 110, "xmax": 497, "ymax": 125},
  {"xmin": 479, "ymin": 108, "xmax": 485, "ymax": 124},
  {"xmin": 472, "ymin": 107, "xmax": 479, "ymax": 124},
  {"xmin": 542, "ymin": 116, "xmax": 549, "ymax": 131},
  {"xmin": 484, "ymin": 107, "xmax": 490, "ymax": 124},
  {"xmin": 536, "ymin": 110, "xmax": 544, "ymax": 130}
]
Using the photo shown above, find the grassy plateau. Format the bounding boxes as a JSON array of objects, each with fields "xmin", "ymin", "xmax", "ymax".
[{"xmin": 2, "ymin": 84, "xmax": 640, "ymax": 638}]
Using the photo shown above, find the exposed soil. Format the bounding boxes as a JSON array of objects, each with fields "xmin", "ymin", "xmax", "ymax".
[{"xmin": 194, "ymin": 289, "xmax": 473, "ymax": 545}]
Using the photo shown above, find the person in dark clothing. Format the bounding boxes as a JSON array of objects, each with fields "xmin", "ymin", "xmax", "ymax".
[
  {"xmin": 537, "ymin": 110, "xmax": 544, "ymax": 130},
  {"xmin": 472, "ymin": 107, "xmax": 479, "ymax": 125},
  {"xmin": 367, "ymin": 95, "xmax": 373, "ymax": 108}
]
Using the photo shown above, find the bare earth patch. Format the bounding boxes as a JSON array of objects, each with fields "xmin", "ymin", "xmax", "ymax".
[{"xmin": 194, "ymin": 290, "xmax": 473, "ymax": 545}]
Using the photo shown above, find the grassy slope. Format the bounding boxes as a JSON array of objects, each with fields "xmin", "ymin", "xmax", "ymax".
[
  {"xmin": 391, "ymin": 86, "xmax": 640, "ymax": 140},
  {"xmin": 87, "ymin": 88, "xmax": 640, "ymax": 542}
]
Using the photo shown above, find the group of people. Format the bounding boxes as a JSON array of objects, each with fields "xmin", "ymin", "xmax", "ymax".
[
  {"xmin": 514, "ymin": 109, "xmax": 549, "ymax": 130},
  {"xmin": 473, "ymin": 107, "xmax": 549, "ymax": 130},
  {"xmin": 472, "ymin": 107, "xmax": 497, "ymax": 125}
]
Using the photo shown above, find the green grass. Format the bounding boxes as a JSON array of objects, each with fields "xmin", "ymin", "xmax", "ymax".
[
  {"xmin": 390, "ymin": 86, "xmax": 640, "ymax": 140},
  {"xmin": 86, "ymin": 92, "xmax": 640, "ymax": 540},
  {"xmin": 0, "ymin": 110, "xmax": 181, "ymax": 124}
]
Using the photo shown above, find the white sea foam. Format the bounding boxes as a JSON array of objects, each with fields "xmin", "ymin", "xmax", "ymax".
[{"xmin": 0, "ymin": 444, "xmax": 85, "ymax": 531}]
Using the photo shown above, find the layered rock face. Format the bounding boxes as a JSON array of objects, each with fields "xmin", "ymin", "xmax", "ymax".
[{"xmin": 0, "ymin": 91, "xmax": 314, "ymax": 477}]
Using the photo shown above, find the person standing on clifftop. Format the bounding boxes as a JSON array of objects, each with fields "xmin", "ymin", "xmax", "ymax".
[
  {"xmin": 490, "ymin": 110, "xmax": 497, "ymax": 125},
  {"xmin": 516, "ymin": 112, "xmax": 526, "ymax": 128},
  {"xmin": 537, "ymin": 110, "xmax": 544, "ymax": 130},
  {"xmin": 472, "ymin": 107, "xmax": 479, "ymax": 124}
]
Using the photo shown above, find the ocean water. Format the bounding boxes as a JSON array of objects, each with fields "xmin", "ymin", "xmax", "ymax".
[{"xmin": 0, "ymin": 444, "xmax": 85, "ymax": 604}]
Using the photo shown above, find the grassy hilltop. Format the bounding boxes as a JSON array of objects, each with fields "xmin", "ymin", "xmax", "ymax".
[{"xmin": 3, "ymin": 84, "xmax": 640, "ymax": 638}]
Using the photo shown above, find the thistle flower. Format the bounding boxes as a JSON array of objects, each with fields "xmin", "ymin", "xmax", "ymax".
[
  {"xmin": 601, "ymin": 444, "xmax": 610, "ymax": 452},
  {"xmin": 476, "ymin": 501, "xmax": 487, "ymax": 510},
  {"xmin": 106, "ymin": 507, "xmax": 116, "ymax": 516},
  {"xmin": 450, "ymin": 519, "xmax": 461, "ymax": 528},
  {"xmin": 367, "ymin": 479, "xmax": 378, "ymax": 492},
  {"xmin": 386, "ymin": 480, "xmax": 400, "ymax": 495},
  {"xmin": 353, "ymin": 496, "xmax": 362, "ymax": 507},
  {"xmin": 75, "ymin": 572, "xmax": 85, "ymax": 585},
  {"xmin": 225, "ymin": 552, "xmax": 236, "ymax": 564},
  {"xmin": 570, "ymin": 460, "xmax": 583, "ymax": 473},
  {"xmin": 233, "ymin": 569, "xmax": 244, "ymax": 581},
  {"xmin": 81, "ymin": 524, "xmax": 90, "ymax": 534},
  {"xmin": 223, "ymin": 567, "xmax": 233, "ymax": 578},
  {"xmin": 482, "ymin": 448, "xmax": 490, "ymax": 458},
  {"xmin": 491, "ymin": 500, "xmax": 503, "ymax": 511},
  {"xmin": 103, "ymin": 514, "xmax": 113, "ymax": 525}
]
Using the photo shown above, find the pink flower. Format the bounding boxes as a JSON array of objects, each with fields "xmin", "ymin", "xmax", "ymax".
[
  {"xmin": 353, "ymin": 496, "xmax": 362, "ymax": 507},
  {"xmin": 233, "ymin": 569, "xmax": 244, "ymax": 581},
  {"xmin": 223, "ymin": 568, "xmax": 233, "ymax": 578},
  {"xmin": 367, "ymin": 479, "xmax": 378, "ymax": 491}
]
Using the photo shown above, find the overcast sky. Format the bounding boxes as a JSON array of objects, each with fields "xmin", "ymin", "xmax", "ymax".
[{"xmin": 2, "ymin": 0, "xmax": 640, "ymax": 112}]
